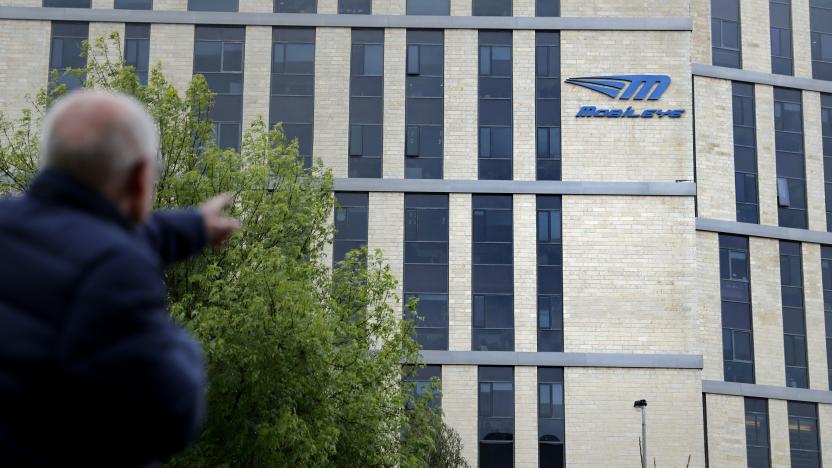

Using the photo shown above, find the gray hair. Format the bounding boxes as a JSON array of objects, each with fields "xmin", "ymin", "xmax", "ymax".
[{"xmin": 40, "ymin": 90, "xmax": 159, "ymax": 189}]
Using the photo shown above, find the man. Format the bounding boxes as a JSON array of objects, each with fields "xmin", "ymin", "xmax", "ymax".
[{"xmin": 0, "ymin": 90, "xmax": 240, "ymax": 466}]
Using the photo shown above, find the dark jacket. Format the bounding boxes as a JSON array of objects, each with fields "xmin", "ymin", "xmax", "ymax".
[{"xmin": 0, "ymin": 170, "xmax": 207, "ymax": 467}]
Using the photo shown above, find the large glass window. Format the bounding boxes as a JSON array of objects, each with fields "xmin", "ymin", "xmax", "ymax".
[
  {"xmin": 271, "ymin": 28, "xmax": 315, "ymax": 168},
  {"xmin": 537, "ymin": 196, "xmax": 562, "ymax": 352},
  {"xmin": 479, "ymin": 366, "xmax": 513, "ymax": 468},
  {"xmin": 811, "ymin": 0, "xmax": 832, "ymax": 81},
  {"xmin": 536, "ymin": 32, "xmax": 560, "ymax": 181},
  {"xmin": 780, "ymin": 241, "xmax": 808, "ymax": 388},
  {"xmin": 194, "ymin": 26, "xmax": 245, "ymax": 151},
  {"xmin": 745, "ymin": 398, "xmax": 771, "ymax": 468},
  {"xmin": 536, "ymin": 0, "xmax": 559, "ymax": 16},
  {"xmin": 822, "ymin": 94, "xmax": 832, "ymax": 231},
  {"xmin": 822, "ymin": 246, "xmax": 832, "ymax": 388},
  {"xmin": 479, "ymin": 31, "xmax": 513, "ymax": 180},
  {"xmin": 275, "ymin": 0, "xmax": 316, "ymax": 13},
  {"xmin": 407, "ymin": 365, "xmax": 442, "ymax": 410},
  {"xmin": 406, "ymin": 0, "xmax": 450, "ymax": 15},
  {"xmin": 349, "ymin": 29, "xmax": 384, "ymax": 178},
  {"xmin": 712, "ymin": 0, "xmax": 742, "ymax": 68},
  {"xmin": 339, "ymin": 0, "xmax": 370, "ymax": 13},
  {"xmin": 333, "ymin": 192, "xmax": 369, "ymax": 265},
  {"xmin": 733, "ymin": 82, "xmax": 759, "ymax": 223},
  {"xmin": 115, "ymin": 0, "xmax": 152, "ymax": 8},
  {"xmin": 719, "ymin": 235, "xmax": 755, "ymax": 383},
  {"xmin": 405, "ymin": 30, "xmax": 444, "ymax": 179},
  {"xmin": 473, "ymin": 0, "xmax": 511, "ymax": 16},
  {"xmin": 49, "ymin": 22, "xmax": 88, "ymax": 91},
  {"xmin": 404, "ymin": 194, "xmax": 449, "ymax": 350},
  {"xmin": 774, "ymin": 88, "xmax": 807, "ymax": 229},
  {"xmin": 788, "ymin": 401, "xmax": 820, "ymax": 468},
  {"xmin": 44, "ymin": 0, "xmax": 90, "ymax": 6},
  {"xmin": 125, "ymin": 24, "xmax": 150, "ymax": 85},
  {"xmin": 473, "ymin": 195, "xmax": 513, "ymax": 351},
  {"xmin": 770, "ymin": 0, "xmax": 794, "ymax": 75},
  {"xmin": 188, "ymin": 0, "xmax": 238, "ymax": 11},
  {"xmin": 538, "ymin": 367, "xmax": 564, "ymax": 468}
]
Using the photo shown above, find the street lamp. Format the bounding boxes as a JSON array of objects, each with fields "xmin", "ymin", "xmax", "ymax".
[{"xmin": 634, "ymin": 400, "xmax": 648, "ymax": 468}]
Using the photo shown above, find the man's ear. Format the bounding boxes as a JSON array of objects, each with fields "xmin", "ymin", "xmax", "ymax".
[{"xmin": 124, "ymin": 159, "xmax": 152, "ymax": 224}]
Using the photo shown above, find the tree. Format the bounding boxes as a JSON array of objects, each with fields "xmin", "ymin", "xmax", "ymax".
[{"xmin": 0, "ymin": 34, "xmax": 468, "ymax": 467}]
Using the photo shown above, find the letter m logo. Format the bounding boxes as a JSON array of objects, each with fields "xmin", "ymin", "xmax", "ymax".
[{"xmin": 564, "ymin": 75, "xmax": 671, "ymax": 101}]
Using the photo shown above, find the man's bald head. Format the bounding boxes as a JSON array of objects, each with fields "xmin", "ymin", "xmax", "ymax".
[{"xmin": 40, "ymin": 90, "xmax": 160, "ymax": 223}]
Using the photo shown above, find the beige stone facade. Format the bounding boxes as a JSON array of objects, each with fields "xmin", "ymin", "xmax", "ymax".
[
  {"xmin": 0, "ymin": 20, "xmax": 49, "ymax": 116},
  {"xmin": 444, "ymin": 28, "xmax": 478, "ymax": 180},
  {"xmin": 313, "ymin": 27, "xmax": 350, "ymax": 177},
  {"xmin": 694, "ymin": 76, "xmax": 735, "ymax": 221},
  {"xmin": 448, "ymin": 193, "xmax": 473, "ymax": 351},
  {"xmin": 148, "ymin": 24, "xmax": 194, "ymax": 93},
  {"xmin": 705, "ymin": 394, "xmax": 747, "ymax": 467},
  {"xmin": 750, "ymin": 237, "xmax": 786, "ymax": 387}
]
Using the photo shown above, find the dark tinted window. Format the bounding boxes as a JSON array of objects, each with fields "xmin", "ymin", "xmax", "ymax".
[
  {"xmin": 115, "ymin": 0, "xmax": 151, "ymax": 8},
  {"xmin": 473, "ymin": 195, "xmax": 513, "ymax": 351},
  {"xmin": 821, "ymin": 245, "xmax": 832, "ymax": 388},
  {"xmin": 44, "ymin": 0, "xmax": 90, "ymax": 6},
  {"xmin": 719, "ymin": 235, "xmax": 755, "ymax": 383},
  {"xmin": 407, "ymin": 0, "xmax": 450, "ymax": 15},
  {"xmin": 537, "ymin": 0, "xmax": 559, "ymax": 16},
  {"xmin": 771, "ymin": 0, "xmax": 794, "ymax": 75},
  {"xmin": 745, "ymin": 398, "xmax": 771, "ymax": 468},
  {"xmin": 538, "ymin": 367, "xmax": 564, "ymax": 468},
  {"xmin": 537, "ymin": 196, "xmax": 562, "ymax": 352},
  {"xmin": 536, "ymin": 32, "xmax": 560, "ymax": 181},
  {"xmin": 349, "ymin": 29, "xmax": 384, "ymax": 178},
  {"xmin": 339, "ymin": 0, "xmax": 370, "ymax": 13},
  {"xmin": 275, "ymin": 0, "xmax": 316, "ymax": 12},
  {"xmin": 188, "ymin": 0, "xmax": 238, "ymax": 11},
  {"xmin": 474, "ymin": 0, "xmax": 511, "ymax": 15},
  {"xmin": 479, "ymin": 31, "xmax": 513, "ymax": 180},
  {"xmin": 711, "ymin": 0, "xmax": 742, "ymax": 68},
  {"xmin": 788, "ymin": 401, "xmax": 820, "ymax": 468},
  {"xmin": 194, "ymin": 26, "xmax": 245, "ymax": 151},
  {"xmin": 271, "ymin": 27, "xmax": 315, "ymax": 168},
  {"xmin": 822, "ymin": 94, "xmax": 832, "ymax": 231},
  {"xmin": 49, "ymin": 22, "xmax": 88, "ymax": 91},
  {"xmin": 811, "ymin": 0, "xmax": 832, "ymax": 80},
  {"xmin": 406, "ymin": 365, "xmax": 442, "ymax": 409},
  {"xmin": 780, "ymin": 241, "xmax": 809, "ymax": 388},
  {"xmin": 479, "ymin": 366, "xmax": 513, "ymax": 468},
  {"xmin": 405, "ymin": 194, "xmax": 449, "ymax": 350},
  {"xmin": 733, "ymin": 82, "xmax": 759, "ymax": 223},
  {"xmin": 406, "ymin": 30, "xmax": 444, "ymax": 179},
  {"xmin": 774, "ymin": 88, "xmax": 807, "ymax": 229},
  {"xmin": 333, "ymin": 192, "xmax": 369, "ymax": 264},
  {"xmin": 125, "ymin": 24, "xmax": 150, "ymax": 85}
]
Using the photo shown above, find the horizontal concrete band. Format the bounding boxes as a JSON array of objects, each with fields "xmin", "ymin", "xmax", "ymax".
[
  {"xmin": 335, "ymin": 178, "xmax": 697, "ymax": 196},
  {"xmin": 692, "ymin": 63, "xmax": 832, "ymax": 94},
  {"xmin": 0, "ymin": 6, "xmax": 693, "ymax": 31},
  {"xmin": 420, "ymin": 350, "xmax": 704, "ymax": 369},
  {"xmin": 696, "ymin": 218, "xmax": 832, "ymax": 245},
  {"xmin": 703, "ymin": 380, "xmax": 832, "ymax": 404}
]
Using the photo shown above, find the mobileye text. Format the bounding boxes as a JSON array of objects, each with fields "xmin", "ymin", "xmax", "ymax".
[
  {"xmin": 575, "ymin": 106, "xmax": 685, "ymax": 118},
  {"xmin": 564, "ymin": 74, "xmax": 685, "ymax": 119}
]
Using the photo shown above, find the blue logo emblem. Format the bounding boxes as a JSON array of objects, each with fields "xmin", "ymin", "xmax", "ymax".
[{"xmin": 566, "ymin": 74, "xmax": 685, "ymax": 119}]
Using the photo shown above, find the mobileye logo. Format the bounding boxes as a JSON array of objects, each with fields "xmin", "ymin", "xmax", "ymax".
[{"xmin": 565, "ymin": 74, "xmax": 685, "ymax": 119}]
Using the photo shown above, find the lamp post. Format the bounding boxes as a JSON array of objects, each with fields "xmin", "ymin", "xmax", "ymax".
[{"xmin": 634, "ymin": 399, "xmax": 648, "ymax": 468}]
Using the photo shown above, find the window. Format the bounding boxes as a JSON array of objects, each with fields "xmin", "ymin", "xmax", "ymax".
[
  {"xmin": 188, "ymin": 0, "xmax": 238, "ymax": 11},
  {"xmin": 770, "ymin": 0, "xmax": 794, "ymax": 75},
  {"xmin": 404, "ymin": 194, "xmax": 449, "ymax": 350},
  {"xmin": 479, "ymin": 31, "xmax": 513, "ymax": 180},
  {"xmin": 822, "ymin": 94, "xmax": 832, "ymax": 231},
  {"xmin": 271, "ymin": 28, "xmax": 315, "ymax": 168},
  {"xmin": 405, "ymin": 30, "xmax": 444, "ymax": 179},
  {"xmin": 194, "ymin": 26, "xmax": 245, "ymax": 151},
  {"xmin": 406, "ymin": 365, "xmax": 442, "ymax": 410},
  {"xmin": 115, "ymin": 0, "xmax": 151, "ymax": 8},
  {"xmin": 333, "ymin": 192, "xmax": 369, "ymax": 264},
  {"xmin": 537, "ymin": 196, "xmax": 562, "ymax": 352},
  {"xmin": 349, "ymin": 29, "xmax": 384, "ymax": 178},
  {"xmin": 473, "ymin": 195, "xmax": 513, "ymax": 351},
  {"xmin": 275, "ymin": 0, "xmax": 316, "ymax": 13},
  {"xmin": 774, "ymin": 88, "xmax": 807, "ymax": 229},
  {"xmin": 407, "ymin": 0, "xmax": 449, "ymax": 15},
  {"xmin": 538, "ymin": 367, "xmax": 564, "ymax": 468},
  {"xmin": 537, "ymin": 0, "xmax": 559, "ymax": 16},
  {"xmin": 719, "ymin": 235, "xmax": 755, "ymax": 383},
  {"xmin": 780, "ymin": 241, "xmax": 809, "ymax": 388},
  {"xmin": 788, "ymin": 401, "xmax": 820, "ymax": 468},
  {"xmin": 125, "ymin": 24, "xmax": 150, "ymax": 85},
  {"xmin": 536, "ymin": 32, "xmax": 560, "ymax": 181},
  {"xmin": 49, "ymin": 22, "xmax": 88, "ymax": 91},
  {"xmin": 340, "ymin": 0, "xmax": 370, "ymax": 13},
  {"xmin": 811, "ymin": 0, "xmax": 832, "ymax": 80},
  {"xmin": 821, "ymin": 246, "xmax": 832, "ymax": 388},
  {"xmin": 479, "ymin": 367, "xmax": 513, "ymax": 468},
  {"xmin": 733, "ymin": 82, "xmax": 759, "ymax": 223},
  {"xmin": 712, "ymin": 0, "xmax": 742, "ymax": 68},
  {"xmin": 474, "ymin": 0, "xmax": 511, "ymax": 15},
  {"xmin": 44, "ymin": 0, "xmax": 90, "ymax": 6},
  {"xmin": 745, "ymin": 398, "xmax": 771, "ymax": 468}
]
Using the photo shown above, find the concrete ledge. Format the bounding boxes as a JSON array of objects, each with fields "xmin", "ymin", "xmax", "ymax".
[
  {"xmin": 0, "ymin": 6, "xmax": 692, "ymax": 30},
  {"xmin": 692, "ymin": 63, "xmax": 832, "ymax": 94},
  {"xmin": 703, "ymin": 380, "xmax": 832, "ymax": 404},
  {"xmin": 335, "ymin": 178, "xmax": 697, "ymax": 196},
  {"xmin": 696, "ymin": 218, "xmax": 832, "ymax": 245},
  {"xmin": 420, "ymin": 350, "xmax": 704, "ymax": 369}
]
